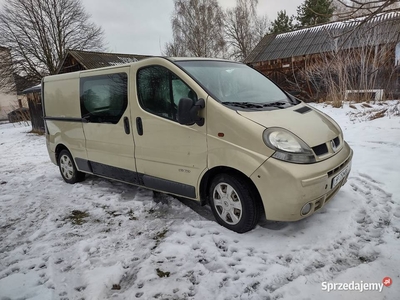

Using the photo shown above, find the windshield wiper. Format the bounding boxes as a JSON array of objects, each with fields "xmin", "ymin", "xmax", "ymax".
[
  {"xmin": 261, "ymin": 101, "xmax": 289, "ymax": 108},
  {"xmin": 221, "ymin": 102, "xmax": 264, "ymax": 109}
]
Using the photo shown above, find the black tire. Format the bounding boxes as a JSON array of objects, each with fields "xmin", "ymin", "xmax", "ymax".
[
  {"xmin": 58, "ymin": 149, "xmax": 85, "ymax": 184},
  {"xmin": 209, "ymin": 173, "xmax": 261, "ymax": 233}
]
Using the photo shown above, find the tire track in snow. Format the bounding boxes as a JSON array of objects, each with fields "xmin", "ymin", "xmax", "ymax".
[{"xmin": 127, "ymin": 174, "xmax": 397, "ymax": 300}]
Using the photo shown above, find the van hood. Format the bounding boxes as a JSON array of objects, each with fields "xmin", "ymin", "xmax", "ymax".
[{"xmin": 237, "ymin": 105, "xmax": 340, "ymax": 147}]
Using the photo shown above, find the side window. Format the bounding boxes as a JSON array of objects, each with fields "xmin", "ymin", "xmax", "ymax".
[
  {"xmin": 137, "ymin": 66, "xmax": 197, "ymax": 121},
  {"xmin": 80, "ymin": 73, "xmax": 127, "ymax": 124}
]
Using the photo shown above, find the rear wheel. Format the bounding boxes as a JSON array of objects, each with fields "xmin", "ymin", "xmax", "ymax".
[
  {"xmin": 209, "ymin": 174, "xmax": 261, "ymax": 233},
  {"xmin": 58, "ymin": 150, "xmax": 85, "ymax": 184}
]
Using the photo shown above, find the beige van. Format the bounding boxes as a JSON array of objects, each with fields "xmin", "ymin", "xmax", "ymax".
[{"xmin": 43, "ymin": 57, "xmax": 353, "ymax": 233}]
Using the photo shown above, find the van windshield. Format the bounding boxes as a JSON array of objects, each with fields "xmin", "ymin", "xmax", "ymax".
[{"xmin": 175, "ymin": 60, "xmax": 297, "ymax": 109}]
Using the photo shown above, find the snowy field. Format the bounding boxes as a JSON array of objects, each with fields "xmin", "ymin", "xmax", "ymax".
[{"xmin": 1, "ymin": 102, "xmax": 400, "ymax": 300}]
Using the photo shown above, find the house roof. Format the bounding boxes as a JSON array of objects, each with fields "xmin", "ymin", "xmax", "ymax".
[
  {"xmin": 245, "ymin": 12, "xmax": 400, "ymax": 63},
  {"xmin": 13, "ymin": 73, "xmax": 39, "ymax": 95},
  {"xmin": 57, "ymin": 49, "xmax": 151, "ymax": 73},
  {"xmin": 22, "ymin": 50, "xmax": 151, "ymax": 94},
  {"xmin": 22, "ymin": 84, "xmax": 41, "ymax": 94}
]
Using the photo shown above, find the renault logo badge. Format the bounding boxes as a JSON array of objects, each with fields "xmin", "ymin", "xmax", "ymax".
[{"xmin": 331, "ymin": 140, "xmax": 337, "ymax": 152}]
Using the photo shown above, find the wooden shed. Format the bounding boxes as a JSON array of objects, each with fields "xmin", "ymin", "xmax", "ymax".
[
  {"xmin": 245, "ymin": 12, "xmax": 400, "ymax": 102},
  {"xmin": 22, "ymin": 84, "xmax": 43, "ymax": 132}
]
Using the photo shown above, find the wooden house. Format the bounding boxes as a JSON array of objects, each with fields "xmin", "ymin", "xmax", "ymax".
[
  {"xmin": 245, "ymin": 12, "xmax": 400, "ymax": 101},
  {"xmin": 57, "ymin": 49, "xmax": 150, "ymax": 74}
]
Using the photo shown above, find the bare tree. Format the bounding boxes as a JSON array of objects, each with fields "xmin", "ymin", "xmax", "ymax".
[
  {"xmin": 0, "ymin": 46, "xmax": 18, "ymax": 120},
  {"xmin": 334, "ymin": 0, "xmax": 400, "ymax": 20},
  {"xmin": 224, "ymin": 0, "xmax": 268, "ymax": 61},
  {"xmin": 164, "ymin": 0, "xmax": 226, "ymax": 58},
  {"xmin": 163, "ymin": 37, "xmax": 188, "ymax": 57},
  {"xmin": 0, "ymin": 47, "xmax": 15, "ymax": 94},
  {"xmin": 0, "ymin": 0, "xmax": 105, "ymax": 82},
  {"xmin": 253, "ymin": 14, "xmax": 269, "ymax": 41}
]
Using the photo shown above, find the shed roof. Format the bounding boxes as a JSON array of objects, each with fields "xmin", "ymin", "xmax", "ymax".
[
  {"xmin": 23, "ymin": 50, "xmax": 151, "ymax": 94},
  {"xmin": 57, "ymin": 49, "xmax": 150, "ymax": 73},
  {"xmin": 22, "ymin": 84, "xmax": 41, "ymax": 94},
  {"xmin": 245, "ymin": 12, "xmax": 400, "ymax": 63}
]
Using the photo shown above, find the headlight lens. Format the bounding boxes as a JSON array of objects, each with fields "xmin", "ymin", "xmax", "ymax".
[{"xmin": 263, "ymin": 128, "xmax": 316, "ymax": 164}]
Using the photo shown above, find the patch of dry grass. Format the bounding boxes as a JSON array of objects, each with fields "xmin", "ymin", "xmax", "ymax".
[
  {"xmin": 370, "ymin": 109, "xmax": 388, "ymax": 120},
  {"xmin": 66, "ymin": 210, "xmax": 89, "ymax": 225}
]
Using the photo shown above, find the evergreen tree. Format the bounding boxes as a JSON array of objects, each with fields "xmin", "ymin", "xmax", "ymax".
[
  {"xmin": 269, "ymin": 10, "xmax": 294, "ymax": 34},
  {"xmin": 296, "ymin": 0, "xmax": 335, "ymax": 28}
]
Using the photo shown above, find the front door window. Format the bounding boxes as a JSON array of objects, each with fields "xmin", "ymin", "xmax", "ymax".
[{"xmin": 137, "ymin": 66, "xmax": 197, "ymax": 121}]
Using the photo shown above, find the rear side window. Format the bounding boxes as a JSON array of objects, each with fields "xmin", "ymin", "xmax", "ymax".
[
  {"xmin": 137, "ymin": 66, "xmax": 197, "ymax": 121},
  {"xmin": 80, "ymin": 73, "xmax": 127, "ymax": 124}
]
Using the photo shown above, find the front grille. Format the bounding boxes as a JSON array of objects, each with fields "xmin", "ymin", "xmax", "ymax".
[
  {"xmin": 314, "ymin": 197, "xmax": 324, "ymax": 210},
  {"xmin": 306, "ymin": 178, "xmax": 344, "ymax": 216},
  {"xmin": 328, "ymin": 157, "xmax": 350, "ymax": 178},
  {"xmin": 312, "ymin": 143, "xmax": 328, "ymax": 156},
  {"xmin": 333, "ymin": 137, "xmax": 340, "ymax": 148},
  {"xmin": 312, "ymin": 136, "xmax": 342, "ymax": 158}
]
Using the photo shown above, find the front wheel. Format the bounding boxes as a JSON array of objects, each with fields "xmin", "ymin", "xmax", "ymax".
[
  {"xmin": 58, "ymin": 150, "xmax": 85, "ymax": 184},
  {"xmin": 209, "ymin": 174, "xmax": 261, "ymax": 233}
]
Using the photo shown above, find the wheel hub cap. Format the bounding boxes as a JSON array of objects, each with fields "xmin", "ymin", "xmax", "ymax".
[
  {"xmin": 213, "ymin": 183, "xmax": 243, "ymax": 225},
  {"xmin": 60, "ymin": 155, "xmax": 74, "ymax": 180}
]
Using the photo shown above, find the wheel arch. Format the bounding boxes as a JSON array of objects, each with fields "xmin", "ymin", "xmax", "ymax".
[
  {"xmin": 55, "ymin": 143, "xmax": 69, "ymax": 165},
  {"xmin": 199, "ymin": 166, "xmax": 264, "ymax": 211}
]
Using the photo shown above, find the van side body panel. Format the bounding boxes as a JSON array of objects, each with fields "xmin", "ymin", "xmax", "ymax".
[
  {"xmin": 43, "ymin": 73, "xmax": 81, "ymax": 118},
  {"xmin": 205, "ymin": 97, "xmax": 273, "ymax": 177},
  {"xmin": 43, "ymin": 73, "xmax": 87, "ymax": 165}
]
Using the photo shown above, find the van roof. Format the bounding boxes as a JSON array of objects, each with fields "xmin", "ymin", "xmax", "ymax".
[
  {"xmin": 43, "ymin": 57, "xmax": 241, "ymax": 82},
  {"xmin": 167, "ymin": 57, "xmax": 234, "ymax": 63}
]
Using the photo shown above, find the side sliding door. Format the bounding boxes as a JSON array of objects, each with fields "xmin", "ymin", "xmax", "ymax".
[{"xmin": 78, "ymin": 67, "xmax": 138, "ymax": 184}]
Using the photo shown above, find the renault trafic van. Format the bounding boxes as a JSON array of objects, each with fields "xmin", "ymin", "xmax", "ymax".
[{"xmin": 43, "ymin": 57, "xmax": 353, "ymax": 233}]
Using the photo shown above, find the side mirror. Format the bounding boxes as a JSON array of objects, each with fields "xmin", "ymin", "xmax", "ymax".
[{"xmin": 177, "ymin": 98, "xmax": 205, "ymax": 126}]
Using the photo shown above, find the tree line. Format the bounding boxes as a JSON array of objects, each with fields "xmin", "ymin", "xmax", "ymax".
[
  {"xmin": 166, "ymin": 0, "xmax": 400, "ymax": 60},
  {"xmin": 0, "ymin": 0, "xmax": 398, "ymax": 86},
  {"xmin": 270, "ymin": 0, "xmax": 400, "ymax": 34}
]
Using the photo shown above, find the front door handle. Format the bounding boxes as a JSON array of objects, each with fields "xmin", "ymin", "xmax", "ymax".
[
  {"xmin": 123, "ymin": 117, "xmax": 130, "ymax": 134},
  {"xmin": 136, "ymin": 117, "xmax": 143, "ymax": 136}
]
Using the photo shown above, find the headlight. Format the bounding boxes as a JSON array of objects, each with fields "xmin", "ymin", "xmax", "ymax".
[{"xmin": 263, "ymin": 128, "xmax": 316, "ymax": 164}]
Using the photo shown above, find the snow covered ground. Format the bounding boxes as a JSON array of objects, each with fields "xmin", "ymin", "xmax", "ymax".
[{"xmin": 0, "ymin": 101, "xmax": 399, "ymax": 300}]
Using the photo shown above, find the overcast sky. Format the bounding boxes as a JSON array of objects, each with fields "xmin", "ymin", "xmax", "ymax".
[
  {"xmin": 0, "ymin": 0, "xmax": 304, "ymax": 55},
  {"xmin": 84, "ymin": 0, "xmax": 303, "ymax": 55}
]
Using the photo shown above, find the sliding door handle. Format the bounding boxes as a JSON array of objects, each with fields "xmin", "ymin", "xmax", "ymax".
[
  {"xmin": 123, "ymin": 117, "xmax": 130, "ymax": 134},
  {"xmin": 136, "ymin": 117, "xmax": 143, "ymax": 136}
]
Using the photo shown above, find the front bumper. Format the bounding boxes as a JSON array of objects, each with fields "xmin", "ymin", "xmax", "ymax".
[{"xmin": 250, "ymin": 141, "xmax": 353, "ymax": 221}]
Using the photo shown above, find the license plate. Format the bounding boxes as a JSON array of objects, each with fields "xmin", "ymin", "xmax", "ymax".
[{"xmin": 332, "ymin": 163, "xmax": 351, "ymax": 189}]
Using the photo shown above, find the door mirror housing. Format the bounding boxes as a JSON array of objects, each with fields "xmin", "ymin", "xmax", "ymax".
[{"xmin": 177, "ymin": 98, "xmax": 205, "ymax": 126}]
